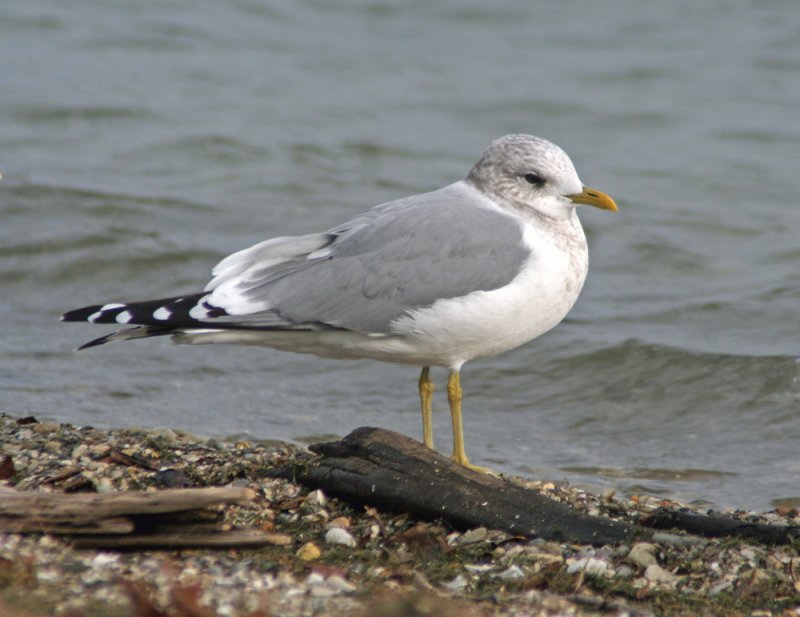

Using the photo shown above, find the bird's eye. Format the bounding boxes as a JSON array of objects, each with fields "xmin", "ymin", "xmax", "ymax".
[{"xmin": 524, "ymin": 173, "xmax": 545, "ymax": 187}]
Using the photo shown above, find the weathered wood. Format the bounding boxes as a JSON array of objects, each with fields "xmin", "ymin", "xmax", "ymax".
[
  {"xmin": 0, "ymin": 487, "xmax": 255, "ymax": 526},
  {"xmin": 0, "ymin": 517, "xmax": 134, "ymax": 535},
  {"xmin": 274, "ymin": 427, "xmax": 633, "ymax": 546},
  {"xmin": 70, "ymin": 529, "xmax": 285, "ymax": 550},
  {"xmin": 641, "ymin": 508, "xmax": 800, "ymax": 545},
  {"xmin": 0, "ymin": 486, "xmax": 256, "ymax": 545}
]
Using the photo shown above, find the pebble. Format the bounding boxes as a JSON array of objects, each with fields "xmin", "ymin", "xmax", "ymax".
[
  {"xmin": 325, "ymin": 527, "xmax": 356, "ymax": 547},
  {"xmin": 148, "ymin": 428, "xmax": 177, "ymax": 444},
  {"xmin": 464, "ymin": 563, "xmax": 494, "ymax": 574},
  {"xmin": 325, "ymin": 575, "xmax": 356, "ymax": 593},
  {"xmin": 459, "ymin": 527, "xmax": 488, "ymax": 545},
  {"xmin": 32, "ymin": 422, "xmax": 60, "ymax": 434},
  {"xmin": 305, "ymin": 489, "xmax": 327, "ymax": 508},
  {"xmin": 739, "ymin": 548, "xmax": 757, "ymax": 561},
  {"xmin": 629, "ymin": 542, "xmax": 658, "ymax": 568},
  {"xmin": 645, "ymin": 564, "xmax": 681, "ymax": 586},
  {"xmin": 708, "ymin": 579, "xmax": 733, "ymax": 596},
  {"xmin": 328, "ymin": 516, "xmax": 351, "ymax": 529},
  {"xmin": 615, "ymin": 565, "xmax": 635, "ymax": 580},
  {"xmin": 71, "ymin": 444, "xmax": 89, "ymax": 460},
  {"xmin": 567, "ymin": 558, "xmax": 611, "ymax": 577},
  {"xmin": 296, "ymin": 542, "xmax": 321, "ymax": 561},
  {"xmin": 89, "ymin": 443, "xmax": 111, "ymax": 457},
  {"xmin": 443, "ymin": 574, "xmax": 468, "ymax": 592},
  {"xmin": 497, "ymin": 565, "xmax": 526, "ymax": 580}
]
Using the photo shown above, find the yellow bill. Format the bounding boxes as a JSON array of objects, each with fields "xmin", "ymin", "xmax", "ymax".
[{"xmin": 567, "ymin": 186, "xmax": 618, "ymax": 212}]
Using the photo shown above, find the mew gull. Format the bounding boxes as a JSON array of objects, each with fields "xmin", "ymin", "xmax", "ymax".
[{"xmin": 62, "ymin": 134, "xmax": 617, "ymax": 472}]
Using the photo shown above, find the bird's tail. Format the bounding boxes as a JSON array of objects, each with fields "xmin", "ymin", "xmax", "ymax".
[{"xmin": 61, "ymin": 293, "xmax": 211, "ymax": 350}]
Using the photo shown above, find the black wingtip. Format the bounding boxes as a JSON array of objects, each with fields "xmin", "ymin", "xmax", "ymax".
[{"xmin": 62, "ymin": 305, "xmax": 103, "ymax": 322}]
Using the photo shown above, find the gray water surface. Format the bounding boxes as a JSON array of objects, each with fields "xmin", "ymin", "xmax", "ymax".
[{"xmin": 2, "ymin": 1, "xmax": 798, "ymax": 511}]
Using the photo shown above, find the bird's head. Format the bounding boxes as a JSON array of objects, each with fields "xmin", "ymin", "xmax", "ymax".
[{"xmin": 466, "ymin": 134, "xmax": 617, "ymax": 221}]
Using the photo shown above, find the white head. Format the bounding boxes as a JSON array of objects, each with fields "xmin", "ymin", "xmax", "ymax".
[{"xmin": 466, "ymin": 134, "xmax": 617, "ymax": 221}]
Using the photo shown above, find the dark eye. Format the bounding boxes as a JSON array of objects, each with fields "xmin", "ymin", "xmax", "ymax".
[{"xmin": 524, "ymin": 172, "xmax": 545, "ymax": 186}]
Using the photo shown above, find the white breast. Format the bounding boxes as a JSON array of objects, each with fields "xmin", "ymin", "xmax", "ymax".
[{"xmin": 389, "ymin": 213, "xmax": 589, "ymax": 369}]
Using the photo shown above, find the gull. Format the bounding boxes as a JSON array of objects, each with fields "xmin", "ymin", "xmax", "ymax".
[{"xmin": 62, "ymin": 134, "xmax": 617, "ymax": 472}]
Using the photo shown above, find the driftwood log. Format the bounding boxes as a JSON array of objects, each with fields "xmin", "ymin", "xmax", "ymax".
[
  {"xmin": 274, "ymin": 427, "xmax": 633, "ymax": 546},
  {"xmin": 641, "ymin": 508, "xmax": 800, "ymax": 544},
  {"xmin": 0, "ymin": 486, "xmax": 290, "ymax": 549},
  {"xmin": 276, "ymin": 427, "xmax": 800, "ymax": 546}
]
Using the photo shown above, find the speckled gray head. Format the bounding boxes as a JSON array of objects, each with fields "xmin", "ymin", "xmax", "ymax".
[{"xmin": 466, "ymin": 134, "xmax": 589, "ymax": 216}]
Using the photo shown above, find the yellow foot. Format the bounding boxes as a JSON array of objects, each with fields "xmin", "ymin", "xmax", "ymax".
[{"xmin": 450, "ymin": 455, "xmax": 497, "ymax": 476}]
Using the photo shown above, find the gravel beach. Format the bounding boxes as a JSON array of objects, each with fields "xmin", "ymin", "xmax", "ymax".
[{"xmin": 1, "ymin": 413, "xmax": 798, "ymax": 617}]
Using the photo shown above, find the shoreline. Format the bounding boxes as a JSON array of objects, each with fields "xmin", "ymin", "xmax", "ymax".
[{"xmin": 1, "ymin": 413, "xmax": 798, "ymax": 616}]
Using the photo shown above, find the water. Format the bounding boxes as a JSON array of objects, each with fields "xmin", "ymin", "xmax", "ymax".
[{"xmin": 1, "ymin": 1, "xmax": 798, "ymax": 511}]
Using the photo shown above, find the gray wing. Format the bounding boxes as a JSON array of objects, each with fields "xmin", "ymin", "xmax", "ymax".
[{"xmin": 204, "ymin": 182, "xmax": 529, "ymax": 334}]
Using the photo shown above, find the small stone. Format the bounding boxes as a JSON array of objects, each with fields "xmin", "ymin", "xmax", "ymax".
[
  {"xmin": 89, "ymin": 553, "xmax": 118, "ymax": 568},
  {"xmin": 465, "ymin": 563, "xmax": 494, "ymax": 574},
  {"xmin": 325, "ymin": 527, "xmax": 356, "ymax": 547},
  {"xmin": 325, "ymin": 575, "xmax": 356, "ymax": 593},
  {"xmin": 328, "ymin": 516, "xmax": 351, "ymax": 529},
  {"xmin": 645, "ymin": 564, "xmax": 680, "ymax": 586},
  {"xmin": 459, "ymin": 527, "xmax": 488, "ymax": 545},
  {"xmin": 567, "ymin": 557, "xmax": 610, "ymax": 577},
  {"xmin": 296, "ymin": 542, "xmax": 321, "ymax": 561},
  {"xmin": 766, "ymin": 555, "xmax": 784, "ymax": 570},
  {"xmin": 149, "ymin": 428, "xmax": 177, "ymax": 444},
  {"xmin": 44, "ymin": 440, "xmax": 62, "ymax": 452},
  {"xmin": 497, "ymin": 565, "xmax": 525, "ymax": 580},
  {"xmin": 32, "ymin": 422, "xmax": 60, "ymax": 434},
  {"xmin": 739, "ymin": 548, "xmax": 756, "ymax": 561},
  {"xmin": 629, "ymin": 543, "xmax": 658, "ymax": 568},
  {"xmin": 750, "ymin": 568, "xmax": 773, "ymax": 584},
  {"xmin": 71, "ymin": 444, "xmax": 89, "ymax": 460},
  {"xmin": 89, "ymin": 443, "xmax": 111, "ymax": 457},
  {"xmin": 445, "ymin": 531, "xmax": 461, "ymax": 545},
  {"xmin": 709, "ymin": 579, "xmax": 733, "ymax": 596},
  {"xmin": 615, "ymin": 565, "xmax": 635, "ymax": 580},
  {"xmin": 309, "ymin": 585, "xmax": 335, "ymax": 598},
  {"xmin": 443, "ymin": 574, "xmax": 468, "ymax": 592},
  {"xmin": 305, "ymin": 489, "xmax": 327, "ymax": 508},
  {"xmin": 153, "ymin": 468, "xmax": 193, "ymax": 488}
]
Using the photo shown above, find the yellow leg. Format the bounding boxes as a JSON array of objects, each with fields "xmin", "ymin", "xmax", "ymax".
[
  {"xmin": 418, "ymin": 366, "xmax": 434, "ymax": 449},
  {"xmin": 446, "ymin": 370, "xmax": 490, "ymax": 473}
]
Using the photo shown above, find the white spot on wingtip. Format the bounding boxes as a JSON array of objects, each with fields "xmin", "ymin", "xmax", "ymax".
[
  {"xmin": 153, "ymin": 307, "xmax": 171, "ymax": 320},
  {"xmin": 189, "ymin": 301, "xmax": 210, "ymax": 320},
  {"xmin": 87, "ymin": 311, "xmax": 102, "ymax": 323},
  {"xmin": 116, "ymin": 310, "xmax": 133, "ymax": 324},
  {"xmin": 100, "ymin": 303, "xmax": 125, "ymax": 312}
]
